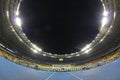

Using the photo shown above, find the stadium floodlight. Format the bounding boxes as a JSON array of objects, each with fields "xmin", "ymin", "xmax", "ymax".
[
  {"xmin": 84, "ymin": 48, "xmax": 92, "ymax": 54},
  {"xmin": 15, "ymin": 17, "xmax": 22, "ymax": 27},
  {"xmin": 12, "ymin": 28, "xmax": 15, "ymax": 32},
  {"xmin": 15, "ymin": 11, "xmax": 19, "ymax": 16},
  {"xmin": 76, "ymin": 54, "xmax": 80, "ymax": 56},
  {"xmin": 6, "ymin": 11, "xmax": 9, "ymax": 17},
  {"xmin": 59, "ymin": 58, "xmax": 64, "ymax": 61},
  {"xmin": 114, "ymin": 11, "xmax": 116, "ymax": 19},
  {"xmin": 81, "ymin": 44, "xmax": 91, "ymax": 52},
  {"xmin": 100, "ymin": 16, "xmax": 108, "ymax": 32},
  {"xmin": 31, "ymin": 48, "xmax": 38, "ymax": 53},
  {"xmin": 103, "ymin": 10, "xmax": 108, "ymax": 17},
  {"xmin": 101, "ymin": 17, "xmax": 108, "ymax": 27},
  {"xmin": 43, "ymin": 54, "xmax": 47, "ymax": 56},
  {"xmin": 100, "ymin": 38, "xmax": 104, "ymax": 43},
  {"xmin": 19, "ymin": 38, "xmax": 22, "ymax": 42},
  {"xmin": 100, "ymin": 10, "xmax": 109, "ymax": 32},
  {"xmin": 15, "ymin": 0, "xmax": 21, "ymax": 16},
  {"xmin": 67, "ymin": 56, "xmax": 72, "ymax": 58},
  {"xmin": 32, "ymin": 44, "xmax": 42, "ymax": 52}
]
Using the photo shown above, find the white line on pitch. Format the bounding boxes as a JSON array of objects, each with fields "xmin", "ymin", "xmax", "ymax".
[
  {"xmin": 45, "ymin": 72, "xmax": 56, "ymax": 80},
  {"xmin": 69, "ymin": 73, "xmax": 84, "ymax": 80}
]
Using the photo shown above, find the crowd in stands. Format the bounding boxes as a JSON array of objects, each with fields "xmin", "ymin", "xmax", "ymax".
[{"xmin": 0, "ymin": 48, "xmax": 120, "ymax": 72}]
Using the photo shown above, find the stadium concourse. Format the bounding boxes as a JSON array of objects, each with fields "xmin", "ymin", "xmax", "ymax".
[{"xmin": 0, "ymin": 0, "xmax": 120, "ymax": 72}]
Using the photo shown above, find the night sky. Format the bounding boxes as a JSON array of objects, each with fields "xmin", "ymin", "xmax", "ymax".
[{"xmin": 20, "ymin": 0, "xmax": 103, "ymax": 54}]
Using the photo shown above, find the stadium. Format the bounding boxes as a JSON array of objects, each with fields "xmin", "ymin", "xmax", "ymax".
[{"xmin": 0, "ymin": 0, "xmax": 120, "ymax": 73}]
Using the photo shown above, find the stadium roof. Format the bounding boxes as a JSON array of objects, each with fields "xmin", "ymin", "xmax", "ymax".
[{"xmin": 0, "ymin": 0, "xmax": 120, "ymax": 72}]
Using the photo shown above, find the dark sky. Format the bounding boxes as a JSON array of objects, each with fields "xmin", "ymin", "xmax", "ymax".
[{"xmin": 20, "ymin": 0, "xmax": 103, "ymax": 54}]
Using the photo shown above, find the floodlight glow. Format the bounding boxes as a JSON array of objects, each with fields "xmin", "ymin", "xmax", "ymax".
[
  {"xmin": 103, "ymin": 11, "xmax": 108, "ymax": 16},
  {"xmin": 114, "ymin": 11, "xmax": 116, "ymax": 19},
  {"xmin": 12, "ymin": 29, "xmax": 15, "ymax": 32},
  {"xmin": 84, "ymin": 48, "xmax": 92, "ymax": 54},
  {"xmin": 33, "ymin": 49, "xmax": 38, "ymax": 53},
  {"xmin": 43, "ymin": 54, "xmax": 46, "ymax": 56},
  {"xmin": 67, "ymin": 56, "xmax": 72, "ymax": 58},
  {"xmin": 101, "ymin": 17, "xmax": 108, "ymax": 28},
  {"xmin": 15, "ymin": 17, "xmax": 22, "ymax": 27},
  {"xmin": 32, "ymin": 44, "xmax": 42, "ymax": 51},
  {"xmin": 15, "ymin": 0, "xmax": 21, "ymax": 16},
  {"xmin": 100, "ymin": 10, "xmax": 109, "ymax": 32},
  {"xmin": 15, "ymin": 11, "xmax": 19, "ymax": 16},
  {"xmin": 37, "ymin": 48, "xmax": 42, "ymax": 52},
  {"xmin": 81, "ymin": 44, "xmax": 91, "ymax": 52},
  {"xmin": 100, "ymin": 38, "xmax": 104, "ymax": 43},
  {"xmin": 6, "ymin": 11, "xmax": 9, "ymax": 17},
  {"xmin": 76, "ymin": 54, "xmax": 80, "ymax": 56},
  {"xmin": 31, "ymin": 48, "xmax": 38, "ymax": 53},
  {"xmin": 10, "ymin": 26, "xmax": 15, "ymax": 32},
  {"xmin": 19, "ymin": 38, "xmax": 23, "ymax": 42},
  {"xmin": 0, "ymin": 43, "xmax": 5, "ymax": 48},
  {"xmin": 59, "ymin": 58, "xmax": 64, "ymax": 61},
  {"xmin": 51, "ymin": 56, "xmax": 55, "ymax": 58}
]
